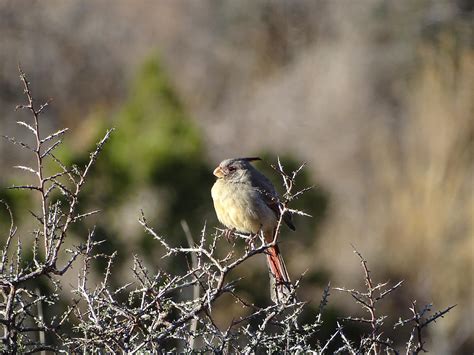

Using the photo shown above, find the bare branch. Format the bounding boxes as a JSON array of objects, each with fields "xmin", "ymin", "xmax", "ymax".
[
  {"xmin": 16, "ymin": 121, "xmax": 36, "ymax": 134},
  {"xmin": 13, "ymin": 165, "xmax": 38, "ymax": 176},
  {"xmin": 40, "ymin": 128, "xmax": 68, "ymax": 144}
]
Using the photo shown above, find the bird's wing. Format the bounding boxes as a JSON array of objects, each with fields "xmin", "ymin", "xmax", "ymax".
[
  {"xmin": 251, "ymin": 171, "xmax": 295, "ymax": 231},
  {"xmin": 266, "ymin": 200, "xmax": 296, "ymax": 231}
]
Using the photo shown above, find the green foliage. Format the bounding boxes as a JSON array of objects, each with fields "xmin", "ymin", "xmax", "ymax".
[
  {"xmin": 0, "ymin": 186, "xmax": 31, "ymax": 226},
  {"xmin": 108, "ymin": 57, "xmax": 204, "ymax": 184},
  {"xmin": 67, "ymin": 55, "xmax": 212, "ymax": 262},
  {"xmin": 107, "ymin": 56, "xmax": 212, "ymax": 230}
]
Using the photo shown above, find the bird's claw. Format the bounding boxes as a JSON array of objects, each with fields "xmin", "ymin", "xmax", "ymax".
[
  {"xmin": 245, "ymin": 233, "xmax": 259, "ymax": 251},
  {"xmin": 223, "ymin": 228, "xmax": 236, "ymax": 243}
]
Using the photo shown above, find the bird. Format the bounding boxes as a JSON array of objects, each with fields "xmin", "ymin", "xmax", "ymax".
[{"xmin": 211, "ymin": 157, "xmax": 295, "ymax": 303}]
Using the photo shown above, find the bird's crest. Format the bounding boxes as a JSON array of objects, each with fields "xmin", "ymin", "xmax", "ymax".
[{"xmin": 240, "ymin": 157, "xmax": 261, "ymax": 162}]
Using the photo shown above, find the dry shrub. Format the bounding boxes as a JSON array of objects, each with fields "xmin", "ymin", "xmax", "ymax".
[{"xmin": 365, "ymin": 40, "xmax": 473, "ymax": 348}]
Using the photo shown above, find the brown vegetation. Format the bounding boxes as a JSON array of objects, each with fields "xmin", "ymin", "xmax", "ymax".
[{"xmin": 0, "ymin": 1, "xmax": 472, "ymax": 352}]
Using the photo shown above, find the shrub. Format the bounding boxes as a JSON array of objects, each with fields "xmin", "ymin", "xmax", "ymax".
[{"xmin": 0, "ymin": 68, "xmax": 453, "ymax": 353}]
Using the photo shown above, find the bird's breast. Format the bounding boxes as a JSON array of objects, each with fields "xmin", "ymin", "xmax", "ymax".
[{"xmin": 211, "ymin": 180, "xmax": 277, "ymax": 234}]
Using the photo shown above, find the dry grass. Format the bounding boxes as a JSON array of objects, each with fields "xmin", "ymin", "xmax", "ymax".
[{"xmin": 320, "ymin": 40, "xmax": 473, "ymax": 349}]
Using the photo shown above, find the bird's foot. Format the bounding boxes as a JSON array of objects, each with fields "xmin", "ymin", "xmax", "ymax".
[
  {"xmin": 245, "ymin": 233, "xmax": 259, "ymax": 250},
  {"xmin": 223, "ymin": 228, "xmax": 236, "ymax": 243}
]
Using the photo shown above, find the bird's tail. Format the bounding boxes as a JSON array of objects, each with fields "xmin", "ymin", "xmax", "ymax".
[{"xmin": 265, "ymin": 244, "xmax": 293, "ymax": 303}]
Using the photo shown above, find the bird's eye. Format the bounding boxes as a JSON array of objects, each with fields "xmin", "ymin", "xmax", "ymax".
[{"xmin": 227, "ymin": 166, "xmax": 236, "ymax": 172}]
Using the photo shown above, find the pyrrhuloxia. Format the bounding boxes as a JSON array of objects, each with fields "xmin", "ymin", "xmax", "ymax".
[{"xmin": 211, "ymin": 157, "xmax": 294, "ymax": 303}]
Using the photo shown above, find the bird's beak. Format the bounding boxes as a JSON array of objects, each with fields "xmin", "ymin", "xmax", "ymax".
[{"xmin": 213, "ymin": 166, "xmax": 224, "ymax": 178}]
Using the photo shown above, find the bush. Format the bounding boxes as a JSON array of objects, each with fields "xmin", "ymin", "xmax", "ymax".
[{"xmin": 0, "ymin": 68, "xmax": 453, "ymax": 353}]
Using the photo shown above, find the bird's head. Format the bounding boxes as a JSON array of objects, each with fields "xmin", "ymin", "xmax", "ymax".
[{"xmin": 213, "ymin": 157, "xmax": 261, "ymax": 180}]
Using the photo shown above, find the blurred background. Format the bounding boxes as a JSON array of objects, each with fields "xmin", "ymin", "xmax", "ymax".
[{"xmin": 0, "ymin": 0, "xmax": 472, "ymax": 352}]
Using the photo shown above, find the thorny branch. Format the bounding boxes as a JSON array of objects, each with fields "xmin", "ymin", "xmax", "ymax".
[
  {"xmin": 334, "ymin": 247, "xmax": 455, "ymax": 354},
  {"xmin": 394, "ymin": 301, "xmax": 457, "ymax": 354},
  {"xmin": 1, "ymin": 68, "xmax": 112, "ymax": 353}
]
